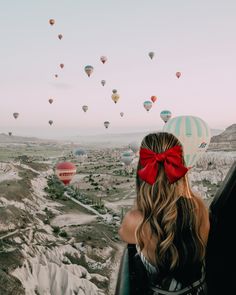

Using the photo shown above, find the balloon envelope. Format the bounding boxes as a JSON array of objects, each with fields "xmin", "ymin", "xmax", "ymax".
[
  {"xmin": 13, "ymin": 112, "xmax": 19, "ymax": 119},
  {"xmin": 160, "ymin": 110, "xmax": 172, "ymax": 123},
  {"xmin": 74, "ymin": 148, "xmax": 87, "ymax": 162},
  {"xmin": 100, "ymin": 56, "xmax": 107, "ymax": 64},
  {"xmin": 148, "ymin": 52, "xmax": 155, "ymax": 59},
  {"xmin": 74, "ymin": 148, "xmax": 86, "ymax": 156},
  {"xmin": 48, "ymin": 120, "xmax": 53, "ymax": 125},
  {"xmin": 60, "ymin": 64, "xmax": 64, "ymax": 69},
  {"xmin": 48, "ymin": 99, "xmax": 53, "ymax": 104},
  {"xmin": 112, "ymin": 93, "xmax": 120, "ymax": 104},
  {"xmin": 143, "ymin": 101, "xmax": 152, "ymax": 111},
  {"xmin": 163, "ymin": 115, "xmax": 211, "ymax": 166},
  {"xmin": 58, "ymin": 34, "xmax": 63, "ymax": 40},
  {"xmin": 120, "ymin": 112, "xmax": 124, "ymax": 117},
  {"xmin": 104, "ymin": 121, "xmax": 110, "ymax": 128},
  {"xmin": 82, "ymin": 105, "xmax": 88, "ymax": 112},
  {"xmin": 121, "ymin": 151, "xmax": 134, "ymax": 166},
  {"xmin": 176, "ymin": 72, "xmax": 181, "ymax": 78},
  {"xmin": 151, "ymin": 96, "xmax": 157, "ymax": 103},
  {"xmin": 8, "ymin": 132, "xmax": 12, "ymax": 136},
  {"xmin": 101, "ymin": 80, "xmax": 106, "ymax": 86},
  {"xmin": 84, "ymin": 65, "xmax": 94, "ymax": 77},
  {"xmin": 49, "ymin": 19, "xmax": 55, "ymax": 25},
  {"xmin": 55, "ymin": 162, "xmax": 76, "ymax": 185},
  {"xmin": 129, "ymin": 141, "xmax": 140, "ymax": 154}
]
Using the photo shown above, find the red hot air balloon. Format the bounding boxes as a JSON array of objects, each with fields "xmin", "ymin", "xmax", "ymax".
[
  {"xmin": 49, "ymin": 19, "xmax": 55, "ymax": 26},
  {"xmin": 176, "ymin": 72, "xmax": 181, "ymax": 79},
  {"xmin": 151, "ymin": 96, "xmax": 157, "ymax": 103},
  {"xmin": 58, "ymin": 34, "xmax": 63, "ymax": 40},
  {"xmin": 55, "ymin": 162, "xmax": 76, "ymax": 185}
]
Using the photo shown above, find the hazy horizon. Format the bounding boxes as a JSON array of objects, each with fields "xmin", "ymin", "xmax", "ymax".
[{"xmin": 1, "ymin": 0, "xmax": 236, "ymax": 138}]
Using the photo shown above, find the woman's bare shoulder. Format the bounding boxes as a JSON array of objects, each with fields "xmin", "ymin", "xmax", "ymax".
[{"xmin": 118, "ymin": 209, "xmax": 143, "ymax": 244}]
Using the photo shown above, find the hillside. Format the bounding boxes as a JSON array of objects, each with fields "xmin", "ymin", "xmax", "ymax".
[
  {"xmin": 209, "ymin": 124, "xmax": 236, "ymax": 151},
  {"xmin": 0, "ymin": 133, "xmax": 42, "ymax": 143}
]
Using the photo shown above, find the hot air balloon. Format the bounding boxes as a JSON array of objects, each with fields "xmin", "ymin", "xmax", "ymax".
[
  {"xmin": 49, "ymin": 19, "xmax": 55, "ymax": 26},
  {"xmin": 100, "ymin": 56, "xmax": 107, "ymax": 64},
  {"xmin": 112, "ymin": 89, "xmax": 117, "ymax": 94},
  {"xmin": 104, "ymin": 121, "xmax": 110, "ymax": 129},
  {"xmin": 58, "ymin": 34, "xmax": 63, "ymax": 40},
  {"xmin": 55, "ymin": 74, "xmax": 58, "ymax": 78},
  {"xmin": 48, "ymin": 98, "xmax": 54, "ymax": 104},
  {"xmin": 160, "ymin": 110, "xmax": 172, "ymax": 123},
  {"xmin": 163, "ymin": 115, "xmax": 211, "ymax": 167},
  {"xmin": 8, "ymin": 132, "xmax": 12, "ymax": 136},
  {"xmin": 143, "ymin": 101, "xmax": 152, "ymax": 112},
  {"xmin": 55, "ymin": 162, "xmax": 77, "ymax": 185},
  {"xmin": 13, "ymin": 112, "xmax": 19, "ymax": 119},
  {"xmin": 120, "ymin": 112, "xmax": 124, "ymax": 117},
  {"xmin": 129, "ymin": 141, "xmax": 140, "ymax": 155},
  {"xmin": 48, "ymin": 120, "xmax": 53, "ymax": 126},
  {"xmin": 176, "ymin": 72, "xmax": 181, "ymax": 79},
  {"xmin": 74, "ymin": 148, "xmax": 87, "ymax": 162},
  {"xmin": 151, "ymin": 96, "xmax": 157, "ymax": 103},
  {"xmin": 148, "ymin": 52, "xmax": 155, "ymax": 60},
  {"xmin": 82, "ymin": 105, "xmax": 88, "ymax": 113},
  {"xmin": 112, "ymin": 93, "xmax": 120, "ymax": 104},
  {"xmin": 60, "ymin": 64, "xmax": 64, "ymax": 69},
  {"xmin": 84, "ymin": 65, "xmax": 94, "ymax": 77},
  {"xmin": 121, "ymin": 151, "xmax": 134, "ymax": 166},
  {"xmin": 101, "ymin": 80, "xmax": 106, "ymax": 86}
]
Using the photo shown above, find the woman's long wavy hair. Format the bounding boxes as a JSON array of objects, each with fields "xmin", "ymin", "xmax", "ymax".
[{"xmin": 136, "ymin": 132, "xmax": 206, "ymax": 285}]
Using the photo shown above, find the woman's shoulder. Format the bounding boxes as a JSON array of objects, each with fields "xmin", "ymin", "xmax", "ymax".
[{"xmin": 118, "ymin": 209, "xmax": 143, "ymax": 244}]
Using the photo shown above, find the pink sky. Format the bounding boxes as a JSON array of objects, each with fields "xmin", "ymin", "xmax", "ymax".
[{"xmin": 0, "ymin": 0, "xmax": 235, "ymax": 138}]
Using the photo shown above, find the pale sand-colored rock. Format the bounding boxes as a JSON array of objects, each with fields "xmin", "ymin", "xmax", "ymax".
[{"xmin": 51, "ymin": 213, "xmax": 97, "ymax": 228}]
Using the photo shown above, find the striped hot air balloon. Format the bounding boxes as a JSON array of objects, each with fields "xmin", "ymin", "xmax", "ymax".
[
  {"xmin": 121, "ymin": 151, "xmax": 134, "ymax": 166},
  {"xmin": 163, "ymin": 115, "xmax": 211, "ymax": 167},
  {"xmin": 160, "ymin": 110, "xmax": 172, "ymax": 123},
  {"xmin": 55, "ymin": 162, "xmax": 76, "ymax": 185}
]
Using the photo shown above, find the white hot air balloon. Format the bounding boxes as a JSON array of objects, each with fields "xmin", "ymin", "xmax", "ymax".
[
  {"xmin": 143, "ymin": 101, "xmax": 152, "ymax": 112},
  {"xmin": 160, "ymin": 110, "xmax": 172, "ymax": 123},
  {"xmin": 121, "ymin": 151, "xmax": 134, "ymax": 166},
  {"xmin": 129, "ymin": 141, "xmax": 140, "ymax": 155},
  {"xmin": 84, "ymin": 65, "xmax": 94, "ymax": 77},
  {"xmin": 163, "ymin": 115, "xmax": 211, "ymax": 167}
]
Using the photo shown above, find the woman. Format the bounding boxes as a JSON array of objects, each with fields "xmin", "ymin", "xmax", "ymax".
[{"xmin": 119, "ymin": 132, "xmax": 210, "ymax": 295}]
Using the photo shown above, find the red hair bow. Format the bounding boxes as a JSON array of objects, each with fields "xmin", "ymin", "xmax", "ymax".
[{"xmin": 138, "ymin": 146, "xmax": 188, "ymax": 185}]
